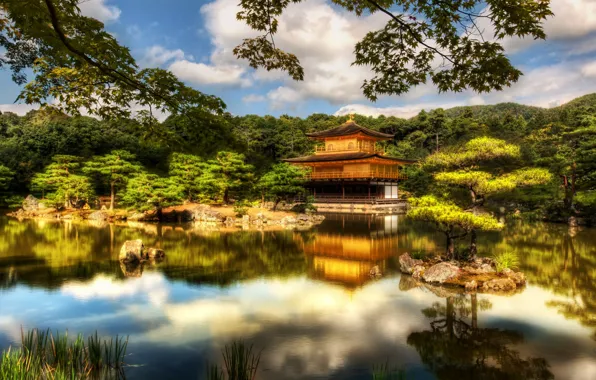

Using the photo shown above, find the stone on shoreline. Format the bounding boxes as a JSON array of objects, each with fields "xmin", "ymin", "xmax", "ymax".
[
  {"xmin": 89, "ymin": 210, "xmax": 108, "ymax": 221},
  {"xmin": 399, "ymin": 253, "xmax": 423, "ymax": 274},
  {"xmin": 502, "ymin": 268, "xmax": 526, "ymax": 286},
  {"xmin": 465, "ymin": 280, "xmax": 478, "ymax": 291},
  {"xmin": 422, "ymin": 262, "xmax": 460, "ymax": 284},
  {"xmin": 23, "ymin": 195, "xmax": 40, "ymax": 211}
]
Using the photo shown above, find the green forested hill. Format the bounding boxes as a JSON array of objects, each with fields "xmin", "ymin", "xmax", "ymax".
[{"xmin": 1, "ymin": 93, "xmax": 595, "ymax": 218}]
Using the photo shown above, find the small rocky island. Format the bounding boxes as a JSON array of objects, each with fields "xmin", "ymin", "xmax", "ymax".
[{"xmin": 398, "ymin": 253, "xmax": 526, "ymax": 293}]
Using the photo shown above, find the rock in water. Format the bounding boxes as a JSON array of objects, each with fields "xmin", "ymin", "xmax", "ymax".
[
  {"xmin": 22, "ymin": 195, "xmax": 40, "ymax": 211},
  {"xmin": 119, "ymin": 239, "xmax": 146, "ymax": 262},
  {"xmin": 120, "ymin": 261, "xmax": 143, "ymax": 278},
  {"xmin": 398, "ymin": 253, "xmax": 423, "ymax": 274},
  {"xmin": 147, "ymin": 248, "xmax": 165, "ymax": 260},
  {"xmin": 422, "ymin": 262, "xmax": 460, "ymax": 283},
  {"xmin": 482, "ymin": 278, "xmax": 516, "ymax": 291}
]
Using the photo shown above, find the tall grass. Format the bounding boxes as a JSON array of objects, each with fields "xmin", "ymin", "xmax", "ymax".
[
  {"xmin": 372, "ymin": 360, "xmax": 406, "ymax": 380},
  {"xmin": 0, "ymin": 328, "xmax": 128, "ymax": 379},
  {"xmin": 493, "ymin": 251, "xmax": 520, "ymax": 273},
  {"xmin": 206, "ymin": 341, "xmax": 261, "ymax": 380}
]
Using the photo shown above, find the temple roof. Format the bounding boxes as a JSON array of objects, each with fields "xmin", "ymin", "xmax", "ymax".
[
  {"xmin": 283, "ymin": 152, "xmax": 416, "ymax": 164},
  {"xmin": 306, "ymin": 121, "xmax": 394, "ymax": 140}
]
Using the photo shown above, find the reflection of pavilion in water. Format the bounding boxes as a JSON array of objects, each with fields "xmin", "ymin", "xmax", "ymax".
[{"xmin": 297, "ymin": 214, "xmax": 399, "ymax": 288}]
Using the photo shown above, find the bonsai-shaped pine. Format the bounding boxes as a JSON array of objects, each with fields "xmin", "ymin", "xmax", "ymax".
[
  {"xmin": 30, "ymin": 155, "xmax": 94, "ymax": 208},
  {"xmin": 426, "ymin": 137, "xmax": 551, "ymax": 254},
  {"xmin": 83, "ymin": 150, "xmax": 142, "ymax": 210},
  {"xmin": 198, "ymin": 152, "xmax": 254, "ymax": 204},
  {"xmin": 121, "ymin": 172, "xmax": 184, "ymax": 221},
  {"xmin": 257, "ymin": 163, "xmax": 307, "ymax": 210},
  {"xmin": 408, "ymin": 195, "xmax": 503, "ymax": 259},
  {"xmin": 168, "ymin": 153, "xmax": 205, "ymax": 202}
]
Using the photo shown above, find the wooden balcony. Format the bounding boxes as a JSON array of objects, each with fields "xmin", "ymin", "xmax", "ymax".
[
  {"xmin": 314, "ymin": 146, "xmax": 385, "ymax": 154},
  {"xmin": 295, "ymin": 195, "xmax": 406, "ymax": 204},
  {"xmin": 305, "ymin": 170, "xmax": 407, "ymax": 180}
]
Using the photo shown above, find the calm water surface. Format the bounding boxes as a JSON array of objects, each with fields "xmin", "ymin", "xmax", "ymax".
[{"xmin": 0, "ymin": 214, "xmax": 595, "ymax": 379}]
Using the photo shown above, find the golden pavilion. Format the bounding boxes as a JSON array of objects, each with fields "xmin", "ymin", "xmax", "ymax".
[{"xmin": 284, "ymin": 116, "xmax": 415, "ymax": 205}]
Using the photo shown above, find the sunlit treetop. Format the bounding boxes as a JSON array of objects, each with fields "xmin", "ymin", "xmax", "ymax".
[
  {"xmin": 408, "ymin": 195, "xmax": 503, "ymax": 233},
  {"xmin": 425, "ymin": 137, "xmax": 521, "ymax": 168},
  {"xmin": 0, "ymin": 0, "xmax": 226, "ymax": 119},
  {"xmin": 235, "ymin": 0, "xmax": 553, "ymax": 101}
]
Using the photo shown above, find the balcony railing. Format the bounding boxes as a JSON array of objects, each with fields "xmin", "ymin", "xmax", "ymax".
[
  {"xmin": 294, "ymin": 195, "xmax": 407, "ymax": 204},
  {"xmin": 314, "ymin": 146, "xmax": 385, "ymax": 154},
  {"xmin": 305, "ymin": 170, "xmax": 407, "ymax": 180}
]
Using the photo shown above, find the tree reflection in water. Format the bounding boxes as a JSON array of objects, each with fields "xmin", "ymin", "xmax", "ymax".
[{"xmin": 408, "ymin": 293, "xmax": 554, "ymax": 380}]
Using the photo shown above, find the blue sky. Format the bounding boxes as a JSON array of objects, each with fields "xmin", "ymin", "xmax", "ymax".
[{"xmin": 1, "ymin": 0, "xmax": 596, "ymax": 118}]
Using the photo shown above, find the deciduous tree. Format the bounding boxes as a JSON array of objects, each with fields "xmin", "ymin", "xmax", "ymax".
[{"xmin": 235, "ymin": 0, "xmax": 553, "ymax": 100}]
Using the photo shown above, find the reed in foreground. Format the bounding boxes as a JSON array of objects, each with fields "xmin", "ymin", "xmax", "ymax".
[
  {"xmin": 206, "ymin": 341, "xmax": 261, "ymax": 380},
  {"xmin": 0, "ymin": 328, "xmax": 128, "ymax": 380}
]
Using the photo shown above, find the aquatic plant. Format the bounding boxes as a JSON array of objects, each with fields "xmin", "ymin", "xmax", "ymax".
[
  {"xmin": 493, "ymin": 251, "xmax": 520, "ymax": 273},
  {"xmin": 0, "ymin": 328, "xmax": 128, "ymax": 379},
  {"xmin": 410, "ymin": 250, "xmax": 426, "ymax": 260},
  {"xmin": 372, "ymin": 360, "xmax": 406, "ymax": 380},
  {"xmin": 206, "ymin": 341, "xmax": 261, "ymax": 380}
]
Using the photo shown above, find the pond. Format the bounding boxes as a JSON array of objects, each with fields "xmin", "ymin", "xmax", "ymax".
[{"xmin": 0, "ymin": 214, "xmax": 595, "ymax": 379}]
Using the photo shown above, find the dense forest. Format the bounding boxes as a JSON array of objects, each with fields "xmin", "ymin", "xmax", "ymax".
[{"xmin": 0, "ymin": 93, "xmax": 595, "ymax": 222}]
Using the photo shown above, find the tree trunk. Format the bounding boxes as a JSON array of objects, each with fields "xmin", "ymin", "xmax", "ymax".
[
  {"xmin": 110, "ymin": 182, "xmax": 115, "ymax": 211},
  {"xmin": 445, "ymin": 232, "xmax": 455, "ymax": 259},
  {"xmin": 223, "ymin": 188, "xmax": 229, "ymax": 204},
  {"xmin": 446, "ymin": 297, "xmax": 455, "ymax": 340},
  {"xmin": 273, "ymin": 197, "xmax": 281, "ymax": 211},
  {"xmin": 470, "ymin": 229, "xmax": 478, "ymax": 257},
  {"xmin": 156, "ymin": 207, "xmax": 163, "ymax": 222},
  {"xmin": 261, "ymin": 192, "xmax": 265, "ymax": 208}
]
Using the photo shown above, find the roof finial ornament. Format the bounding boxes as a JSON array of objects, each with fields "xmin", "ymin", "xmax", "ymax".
[{"xmin": 348, "ymin": 113, "xmax": 355, "ymax": 122}]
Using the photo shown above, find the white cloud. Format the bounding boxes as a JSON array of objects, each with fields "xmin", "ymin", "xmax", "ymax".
[
  {"xmin": 242, "ymin": 94, "xmax": 266, "ymax": 103},
  {"xmin": 169, "ymin": 59, "xmax": 251, "ymax": 87},
  {"xmin": 141, "ymin": 45, "xmax": 187, "ymax": 68},
  {"xmin": 0, "ymin": 103, "xmax": 39, "ymax": 115},
  {"xmin": 581, "ymin": 61, "xmax": 596, "ymax": 78},
  {"xmin": 337, "ymin": 58, "xmax": 596, "ymax": 118},
  {"xmin": 198, "ymin": 0, "xmax": 387, "ymax": 106},
  {"xmin": 335, "ymin": 101, "xmax": 462, "ymax": 119},
  {"xmin": 78, "ymin": 0, "xmax": 121, "ymax": 23}
]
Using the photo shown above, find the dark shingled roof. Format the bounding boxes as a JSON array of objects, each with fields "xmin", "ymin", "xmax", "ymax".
[
  {"xmin": 306, "ymin": 121, "xmax": 394, "ymax": 139},
  {"xmin": 283, "ymin": 152, "xmax": 417, "ymax": 164}
]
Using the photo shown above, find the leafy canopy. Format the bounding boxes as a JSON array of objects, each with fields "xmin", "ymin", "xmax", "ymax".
[
  {"xmin": 435, "ymin": 167, "xmax": 552, "ymax": 196},
  {"xmin": 0, "ymin": 0, "xmax": 225, "ymax": 118},
  {"xmin": 0, "ymin": 165, "xmax": 13, "ymax": 190},
  {"xmin": 258, "ymin": 163, "xmax": 307, "ymax": 200},
  {"xmin": 168, "ymin": 153, "xmax": 205, "ymax": 202},
  {"xmin": 31, "ymin": 155, "xmax": 94, "ymax": 206},
  {"xmin": 235, "ymin": 0, "xmax": 553, "ymax": 100},
  {"xmin": 83, "ymin": 150, "xmax": 141, "ymax": 187},
  {"xmin": 198, "ymin": 152, "xmax": 254, "ymax": 202},
  {"xmin": 425, "ymin": 137, "xmax": 521, "ymax": 169},
  {"xmin": 408, "ymin": 195, "xmax": 503, "ymax": 233},
  {"xmin": 121, "ymin": 172, "xmax": 184, "ymax": 212}
]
